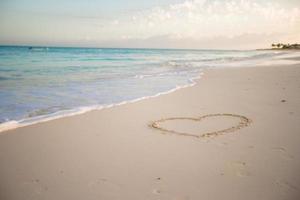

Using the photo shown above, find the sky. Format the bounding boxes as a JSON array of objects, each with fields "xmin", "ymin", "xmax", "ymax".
[{"xmin": 0, "ymin": 0, "xmax": 300, "ymax": 49}]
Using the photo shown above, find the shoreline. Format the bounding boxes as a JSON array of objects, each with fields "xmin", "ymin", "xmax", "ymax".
[
  {"xmin": 1, "ymin": 64, "xmax": 300, "ymax": 199},
  {"xmin": 0, "ymin": 72, "xmax": 204, "ymax": 134},
  {"xmin": 1, "ymin": 59, "xmax": 300, "ymax": 134},
  {"xmin": 1, "ymin": 49, "xmax": 300, "ymax": 134}
]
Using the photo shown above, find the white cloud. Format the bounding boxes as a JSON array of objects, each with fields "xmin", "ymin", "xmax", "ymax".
[{"xmin": 104, "ymin": 0, "xmax": 300, "ymax": 47}]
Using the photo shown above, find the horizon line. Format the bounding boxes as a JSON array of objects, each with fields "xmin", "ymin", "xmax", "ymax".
[{"xmin": 0, "ymin": 44, "xmax": 258, "ymax": 51}]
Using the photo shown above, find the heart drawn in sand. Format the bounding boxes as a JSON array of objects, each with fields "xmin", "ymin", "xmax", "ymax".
[{"xmin": 150, "ymin": 114, "xmax": 251, "ymax": 138}]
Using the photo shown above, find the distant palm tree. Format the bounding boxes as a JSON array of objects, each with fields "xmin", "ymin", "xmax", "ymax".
[{"xmin": 270, "ymin": 43, "xmax": 300, "ymax": 50}]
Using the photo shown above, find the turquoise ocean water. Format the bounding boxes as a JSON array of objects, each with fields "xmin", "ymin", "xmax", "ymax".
[{"xmin": 0, "ymin": 46, "xmax": 296, "ymax": 131}]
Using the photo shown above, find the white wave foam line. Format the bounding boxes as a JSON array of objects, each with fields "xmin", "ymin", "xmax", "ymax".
[
  {"xmin": 0, "ymin": 72, "xmax": 204, "ymax": 134},
  {"xmin": 134, "ymin": 74, "xmax": 153, "ymax": 79},
  {"xmin": 211, "ymin": 51, "xmax": 300, "ymax": 69}
]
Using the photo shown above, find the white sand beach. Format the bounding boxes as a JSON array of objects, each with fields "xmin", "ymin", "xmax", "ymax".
[{"xmin": 1, "ymin": 64, "xmax": 300, "ymax": 200}]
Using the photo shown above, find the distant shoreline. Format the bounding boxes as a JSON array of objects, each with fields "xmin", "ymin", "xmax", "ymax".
[
  {"xmin": 257, "ymin": 48, "xmax": 300, "ymax": 51},
  {"xmin": 258, "ymin": 43, "xmax": 300, "ymax": 51}
]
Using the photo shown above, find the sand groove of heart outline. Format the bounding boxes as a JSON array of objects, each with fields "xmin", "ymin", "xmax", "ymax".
[{"xmin": 150, "ymin": 113, "xmax": 252, "ymax": 138}]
